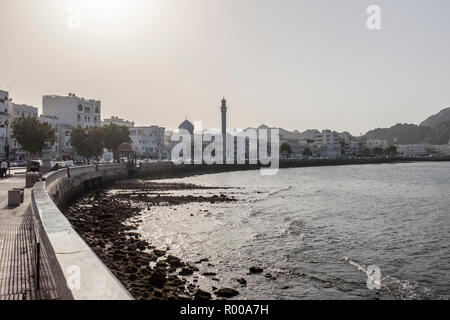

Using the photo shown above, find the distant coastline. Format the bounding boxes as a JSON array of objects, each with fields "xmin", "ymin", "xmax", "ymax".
[{"xmin": 137, "ymin": 156, "xmax": 450, "ymax": 181}]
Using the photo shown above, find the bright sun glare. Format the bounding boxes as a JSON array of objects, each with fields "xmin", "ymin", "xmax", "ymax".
[{"xmin": 66, "ymin": 0, "xmax": 141, "ymax": 31}]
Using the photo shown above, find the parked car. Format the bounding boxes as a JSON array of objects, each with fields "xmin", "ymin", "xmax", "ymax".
[{"xmin": 27, "ymin": 160, "xmax": 43, "ymax": 173}]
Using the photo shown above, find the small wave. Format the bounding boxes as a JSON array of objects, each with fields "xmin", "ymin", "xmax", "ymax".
[{"xmin": 251, "ymin": 186, "xmax": 293, "ymax": 202}]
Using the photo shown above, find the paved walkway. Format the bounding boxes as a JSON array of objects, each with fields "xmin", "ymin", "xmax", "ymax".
[{"xmin": 0, "ymin": 175, "xmax": 58, "ymax": 300}]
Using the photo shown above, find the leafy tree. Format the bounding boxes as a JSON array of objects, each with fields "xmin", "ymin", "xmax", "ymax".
[
  {"xmin": 11, "ymin": 116, "xmax": 56, "ymax": 158},
  {"xmin": 385, "ymin": 145, "xmax": 398, "ymax": 157},
  {"xmin": 303, "ymin": 146, "xmax": 313, "ymax": 157},
  {"xmin": 360, "ymin": 148, "xmax": 373, "ymax": 157},
  {"xmin": 70, "ymin": 126, "xmax": 105, "ymax": 160},
  {"xmin": 372, "ymin": 147, "xmax": 385, "ymax": 156},
  {"xmin": 280, "ymin": 142, "xmax": 292, "ymax": 159},
  {"xmin": 103, "ymin": 124, "xmax": 131, "ymax": 152}
]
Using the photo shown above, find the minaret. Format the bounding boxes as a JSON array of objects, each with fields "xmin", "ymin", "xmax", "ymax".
[{"xmin": 221, "ymin": 97, "xmax": 227, "ymax": 162}]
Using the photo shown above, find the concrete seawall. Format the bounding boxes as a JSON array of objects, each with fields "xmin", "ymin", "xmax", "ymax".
[{"xmin": 30, "ymin": 164, "xmax": 132, "ymax": 300}]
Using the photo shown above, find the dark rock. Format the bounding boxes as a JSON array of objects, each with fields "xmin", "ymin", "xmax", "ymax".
[
  {"xmin": 153, "ymin": 289, "xmax": 163, "ymax": 298},
  {"xmin": 186, "ymin": 263, "xmax": 199, "ymax": 271},
  {"xmin": 237, "ymin": 278, "xmax": 247, "ymax": 285},
  {"xmin": 215, "ymin": 288, "xmax": 239, "ymax": 298},
  {"xmin": 202, "ymin": 272, "xmax": 217, "ymax": 276},
  {"xmin": 153, "ymin": 249, "xmax": 166, "ymax": 257},
  {"xmin": 249, "ymin": 266, "xmax": 264, "ymax": 274},
  {"xmin": 166, "ymin": 255, "xmax": 183, "ymax": 268},
  {"xmin": 194, "ymin": 289, "xmax": 212, "ymax": 300},
  {"xmin": 156, "ymin": 261, "xmax": 168, "ymax": 269},
  {"xmin": 177, "ymin": 294, "xmax": 192, "ymax": 300},
  {"xmin": 149, "ymin": 269, "xmax": 166, "ymax": 288},
  {"xmin": 128, "ymin": 274, "xmax": 138, "ymax": 281},
  {"xmin": 179, "ymin": 267, "xmax": 194, "ymax": 276}
]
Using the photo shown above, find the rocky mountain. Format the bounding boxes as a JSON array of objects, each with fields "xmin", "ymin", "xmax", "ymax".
[
  {"xmin": 364, "ymin": 107, "xmax": 450, "ymax": 145},
  {"xmin": 425, "ymin": 121, "xmax": 450, "ymax": 145},
  {"xmin": 364, "ymin": 123, "xmax": 431, "ymax": 144},
  {"xmin": 420, "ymin": 107, "xmax": 450, "ymax": 128}
]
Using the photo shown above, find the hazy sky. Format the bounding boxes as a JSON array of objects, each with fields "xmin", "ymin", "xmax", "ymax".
[{"xmin": 0, "ymin": 0, "xmax": 449, "ymax": 135}]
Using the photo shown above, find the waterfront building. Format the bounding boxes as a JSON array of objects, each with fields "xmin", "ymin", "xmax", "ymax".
[
  {"xmin": 366, "ymin": 139, "xmax": 389, "ymax": 149},
  {"xmin": 279, "ymin": 129, "xmax": 310, "ymax": 158},
  {"xmin": 43, "ymin": 93, "xmax": 101, "ymax": 129},
  {"xmin": 58, "ymin": 123, "xmax": 74, "ymax": 160},
  {"xmin": 395, "ymin": 144, "xmax": 426, "ymax": 157},
  {"xmin": 424, "ymin": 144, "xmax": 450, "ymax": 157},
  {"xmin": 130, "ymin": 126, "xmax": 166, "ymax": 159},
  {"xmin": 102, "ymin": 116, "xmax": 135, "ymax": 128},
  {"xmin": 339, "ymin": 133, "xmax": 362, "ymax": 157},
  {"xmin": 0, "ymin": 90, "xmax": 39, "ymax": 159},
  {"xmin": 8, "ymin": 101, "xmax": 39, "ymax": 160},
  {"xmin": 38, "ymin": 115, "xmax": 60, "ymax": 159},
  {"xmin": 310, "ymin": 130, "xmax": 341, "ymax": 159},
  {"xmin": 0, "ymin": 91, "xmax": 9, "ymax": 157}
]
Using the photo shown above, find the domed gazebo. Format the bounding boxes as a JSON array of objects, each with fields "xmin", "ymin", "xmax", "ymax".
[{"xmin": 114, "ymin": 142, "xmax": 137, "ymax": 166}]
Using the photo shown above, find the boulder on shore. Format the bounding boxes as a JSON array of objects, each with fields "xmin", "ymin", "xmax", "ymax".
[
  {"xmin": 149, "ymin": 269, "xmax": 166, "ymax": 288},
  {"xmin": 194, "ymin": 289, "xmax": 212, "ymax": 300},
  {"xmin": 215, "ymin": 288, "xmax": 239, "ymax": 298},
  {"xmin": 249, "ymin": 266, "xmax": 264, "ymax": 274}
]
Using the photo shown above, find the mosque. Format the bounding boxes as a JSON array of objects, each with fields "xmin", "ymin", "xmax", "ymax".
[{"xmin": 176, "ymin": 97, "xmax": 228, "ymax": 161}]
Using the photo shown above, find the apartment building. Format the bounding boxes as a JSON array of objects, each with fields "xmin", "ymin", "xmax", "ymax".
[
  {"xmin": 43, "ymin": 93, "xmax": 101, "ymax": 129},
  {"xmin": 130, "ymin": 126, "xmax": 165, "ymax": 159}
]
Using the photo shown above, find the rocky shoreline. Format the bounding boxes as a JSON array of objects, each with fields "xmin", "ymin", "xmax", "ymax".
[{"xmin": 64, "ymin": 181, "xmax": 244, "ymax": 300}]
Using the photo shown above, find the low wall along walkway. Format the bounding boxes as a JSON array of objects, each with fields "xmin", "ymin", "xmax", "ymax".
[{"xmin": 31, "ymin": 164, "xmax": 132, "ymax": 300}]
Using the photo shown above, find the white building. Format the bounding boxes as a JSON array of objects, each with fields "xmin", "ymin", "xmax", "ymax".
[
  {"xmin": 366, "ymin": 139, "xmax": 389, "ymax": 149},
  {"xmin": 7, "ymin": 101, "xmax": 39, "ymax": 160},
  {"xmin": 310, "ymin": 130, "xmax": 341, "ymax": 159},
  {"xmin": 130, "ymin": 126, "xmax": 165, "ymax": 159},
  {"xmin": 58, "ymin": 123, "xmax": 74, "ymax": 160},
  {"xmin": 0, "ymin": 91, "xmax": 9, "ymax": 157},
  {"xmin": 396, "ymin": 144, "xmax": 426, "ymax": 157},
  {"xmin": 43, "ymin": 93, "xmax": 101, "ymax": 129},
  {"xmin": 102, "ymin": 116, "xmax": 134, "ymax": 128},
  {"xmin": 38, "ymin": 115, "xmax": 60, "ymax": 159}
]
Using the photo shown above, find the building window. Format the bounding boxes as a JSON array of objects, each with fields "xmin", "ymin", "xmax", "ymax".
[
  {"xmin": 95, "ymin": 107, "xmax": 99, "ymax": 113},
  {"xmin": 78, "ymin": 104, "xmax": 83, "ymax": 111},
  {"xmin": 85, "ymin": 107, "xmax": 91, "ymax": 113}
]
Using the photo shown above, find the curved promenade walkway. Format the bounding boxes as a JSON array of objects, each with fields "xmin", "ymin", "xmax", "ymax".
[{"xmin": 0, "ymin": 175, "xmax": 57, "ymax": 300}]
